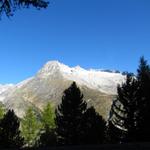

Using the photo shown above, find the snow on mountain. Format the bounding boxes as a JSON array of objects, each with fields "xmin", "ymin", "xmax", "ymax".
[
  {"xmin": 0, "ymin": 84, "xmax": 14, "ymax": 102},
  {"xmin": 37, "ymin": 61, "xmax": 125, "ymax": 94},
  {"xmin": 0, "ymin": 84, "xmax": 14, "ymax": 94},
  {"xmin": 16, "ymin": 77, "xmax": 34, "ymax": 88},
  {"xmin": 0, "ymin": 60, "xmax": 125, "ymax": 118}
]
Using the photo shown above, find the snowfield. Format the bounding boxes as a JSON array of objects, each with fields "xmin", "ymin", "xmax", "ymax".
[{"xmin": 37, "ymin": 61, "xmax": 125, "ymax": 94}]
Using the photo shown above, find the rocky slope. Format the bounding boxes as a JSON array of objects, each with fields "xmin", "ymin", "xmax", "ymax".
[{"xmin": 0, "ymin": 61, "xmax": 125, "ymax": 119}]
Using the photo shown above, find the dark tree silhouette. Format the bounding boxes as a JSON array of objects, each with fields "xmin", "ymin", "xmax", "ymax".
[
  {"xmin": 136, "ymin": 56, "xmax": 150, "ymax": 141},
  {"xmin": 37, "ymin": 127, "xmax": 57, "ymax": 147},
  {"xmin": 106, "ymin": 120, "xmax": 126, "ymax": 144},
  {"xmin": 107, "ymin": 73, "xmax": 139, "ymax": 143},
  {"xmin": 107, "ymin": 99, "xmax": 127, "ymax": 143},
  {"xmin": 118, "ymin": 74, "xmax": 139, "ymax": 142},
  {"xmin": 0, "ymin": 0, "xmax": 49, "ymax": 17},
  {"xmin": 55, "ymin": 82, "xmax": 87, "ymax": 145},
  {"xmin": 80, "ymin": 106, "xmax": 106, "ymax": 144},
  {"xmin": 0, "ymin": 109, "xmax": 24, "ymax": 148},
  {"xmin": 108, "ymin": 57, "xmax": 150, "ymax": 143}
]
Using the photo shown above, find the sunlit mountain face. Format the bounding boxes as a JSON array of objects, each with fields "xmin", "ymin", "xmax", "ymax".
[{"xmin": 0, "ymin": 61, "xmax": 125, "ymax": 119}]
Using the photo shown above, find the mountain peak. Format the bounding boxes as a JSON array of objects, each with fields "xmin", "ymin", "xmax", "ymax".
[
  {"xmin": 0, "ymin": 60, "xmax": 125, "ymax": 118},
  {"xmin": 36, "ymin": 60, "xmax": 125, "ymax": 93},
  {"xmin": 45, "ymin": 60, "xmax": 61, "ymax": 67},
  {"xmin": 37, "ymin": 60, "xmax": 61, "ymax": 77},
  {"xmin": 37, "ymin": 60, "xmax": 71, "ymax": 78}
]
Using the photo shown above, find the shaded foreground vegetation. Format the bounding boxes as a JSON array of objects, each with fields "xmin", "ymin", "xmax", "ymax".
[
  {"xmin": 24, "ymin": 143, "xmax": 150, "ymax": 150},
  {"xmin": 0, "ymin": 56, "xmax": 150, "ymax": 149},
  {"xmin": 0, "ymin": 0, "xmax": 48, "ymax": 17}
]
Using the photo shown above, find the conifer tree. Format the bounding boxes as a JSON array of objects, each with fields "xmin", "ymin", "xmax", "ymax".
[
  {"xmin": 0, "ymin": 109, "xmax": 24, "ymax": 148},
  {"xmin": 0, "ymin": 0, "xmax": 48, "ymax": 17},
  {"xmin": 107, "ymin": 73, "xmax": 139, "ymax": 143},
  {"xmin": 55, "ymin": 82, "xmax": 87, "ymax": 145},
  {"xmin": 41, "ymin": 102, "xmax": 55, "ymax": 129},
  {"xmin": 37, "ymin": 102, "xmax": 57, "ymax": 147},
  {"xmin": 37, "ymin": 128, "xmax": 57, "ymax": 147},
  {"xmin": 81, "ymin": 106, "xmax": 106, "ymax": 144},
  {"xmin": 21, "ymin": 107, "xmax": 41, "ymax": 147},
  {"xmin": 107, "ymin": 57, "xmax": 150, "ymax": 143},
  {"xmin": 136, "ymin": 56, "xmax": 150, "ymax": 141},
  {"xmin": 107, "ymin": 99, "xmax": 127, "ymax": 143},
  {"xmin": 0, "ymin": 103, "xmax": 5, "ymax": 119}
]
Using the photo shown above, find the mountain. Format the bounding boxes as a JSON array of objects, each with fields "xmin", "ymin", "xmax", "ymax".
[{"xmin": 0, "ymin": 61, "xmax": 125, "ymax": 119}]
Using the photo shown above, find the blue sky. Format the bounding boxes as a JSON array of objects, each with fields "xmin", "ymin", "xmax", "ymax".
[{"xmin": 0, "ymin": 0, "xmax": 150, "ymax": 83}]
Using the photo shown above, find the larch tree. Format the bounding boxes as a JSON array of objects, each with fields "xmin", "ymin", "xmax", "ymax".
[
  {"xmin": 0, "ymin": 103, "xmax": 5, "ymax": 119},
  {"xmin": 21, "ymin": 107, "xmax": 41, "ymax": 147},
  {"xmin": 37, "ymin": 102, "xmax": 57, "ymax": 147},
  {"xmin": 41, "ymin": 102, "xmax": 55, "ymax": 129}
]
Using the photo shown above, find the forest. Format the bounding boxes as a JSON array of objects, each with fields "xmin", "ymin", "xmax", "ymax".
[{"xmin": 0, "ymin": 56, "xmax": 150, "ymax": 149}]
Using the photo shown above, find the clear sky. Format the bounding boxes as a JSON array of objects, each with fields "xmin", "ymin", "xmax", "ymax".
[{"xmin": 0, "ymin": 0, "xmax": 150, "ymax": 84}]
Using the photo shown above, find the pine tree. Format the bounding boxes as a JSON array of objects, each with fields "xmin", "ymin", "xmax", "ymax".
[
  {"xmin": 0, "ymin": 0, "xmax": 48, "ymax": 17},
  {"xmin": 55, "ymin": 82, "xmax": 87, "ymax": 145},
  {"xmin": 0, "ymin": 109, "xmax": 24, "ymax": 148},
  {"xmin": 81, "ymin": 106, "xmax": 106, "ymax": 144},
  {"xmin": 107, "ymin": 73, "xmax": 139, "ymax": 143},
  {"xmin": 106, "ymin": 120, "xmax": 126, "ymax": 144},
  {"xmin": 107, "ymin": 57, "xmax": 150, "ymax": 143},
  {"xmin": 136, "ymin": 56, "xmax": 150, "ymax": 141},
  {"xmin": 21, "ymin": 107, "xmax": 41, "ymax": 147},
  {"xmin": 107, "ymin": 99, "xmax": 127, "ymax": 143},
  {"xmin": 37, "ymin": 128, "xmax": 57, "ymax": 147}
]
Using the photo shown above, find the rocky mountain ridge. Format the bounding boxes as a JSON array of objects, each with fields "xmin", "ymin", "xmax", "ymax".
[{"xmin": 0, "ymin": 61, "xmax": 125, "ymax": 119}]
